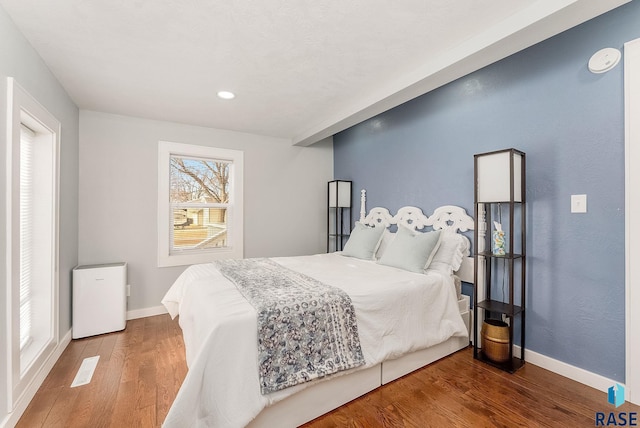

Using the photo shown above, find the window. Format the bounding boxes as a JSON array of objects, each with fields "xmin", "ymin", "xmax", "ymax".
[
  {"xmin": 6, "ymin": 77, "xmax": 60, "ymax": 410},
  {"xmin": 158, "ymin": 141, "xmax": 243, "ymax": 267}
]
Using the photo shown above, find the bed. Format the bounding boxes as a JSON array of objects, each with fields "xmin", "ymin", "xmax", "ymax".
[{"xmin": 161, "ymin": 190, "xmax": 476, "ymax": 427}]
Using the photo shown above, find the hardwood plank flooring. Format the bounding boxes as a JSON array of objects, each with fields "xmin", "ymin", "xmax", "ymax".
[{"xmin": 17, "ymin": 314, "xmax": 639, "ymax": 427}]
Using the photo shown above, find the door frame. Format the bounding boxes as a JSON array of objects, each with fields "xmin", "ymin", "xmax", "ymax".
[{"xmin": 624, "ymin": 37, "xmax": 640, "ymax": 405}]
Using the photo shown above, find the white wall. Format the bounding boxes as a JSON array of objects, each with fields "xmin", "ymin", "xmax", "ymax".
[
  {"xmin": 79, "ymin": 111, "xmax": 333, "ymax": 312},
  {"xmin": 0, "ymin": 4, "xmax": 79, "ymax": 424}
]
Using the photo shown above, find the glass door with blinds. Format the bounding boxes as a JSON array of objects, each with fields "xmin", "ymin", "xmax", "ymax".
[
  {"xmin": 6, "ymin": 77, "xmax": 60, "ymax": 410},
  {"xmin": 18, "ymin": 124, "xmax": 56, "ymax": 372}
]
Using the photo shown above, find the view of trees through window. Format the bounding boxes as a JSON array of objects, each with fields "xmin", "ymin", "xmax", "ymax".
[{"xmin": 170, "ymin": 156, "xmax": 231, "ymax": 251}]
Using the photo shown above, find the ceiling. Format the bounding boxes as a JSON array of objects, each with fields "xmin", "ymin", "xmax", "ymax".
[{"xmin": 0, "ymin": 0, "xmax": 628, "ymax": 146}]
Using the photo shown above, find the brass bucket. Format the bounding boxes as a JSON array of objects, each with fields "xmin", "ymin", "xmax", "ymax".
[{"xmin": 481, "ymin": 319, "xmax": 510, "ymax": 363}]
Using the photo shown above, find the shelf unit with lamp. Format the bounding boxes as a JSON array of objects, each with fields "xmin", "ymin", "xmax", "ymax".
[
  {"xmin": 327, "ymin": 180, "xmax": 352, "ymax": 252},
  {"xmin": 473, "ymin": 148, "xmax": 526, "ymax": 373}
]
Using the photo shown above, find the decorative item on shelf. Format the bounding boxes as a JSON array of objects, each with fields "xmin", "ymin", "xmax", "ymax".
[
  {"xmin": 492, "ymin": 221, "xmax": 505, "ymax": 256},
  {"xmin": 481, "ymin": 319, "xmax": 510, "ymax": 363},
  {"xmin": 327, "ymin": 180, "xmax": 352, "ymax": 252}
]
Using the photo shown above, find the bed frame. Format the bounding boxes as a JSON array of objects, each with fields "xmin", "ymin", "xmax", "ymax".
[{"xmin": 248, "ymin": 190, "xmax": 477, "ymax": 427}]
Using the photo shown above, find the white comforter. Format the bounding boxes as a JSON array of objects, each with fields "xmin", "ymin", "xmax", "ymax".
[{"xmin": 161, "ymin": 252, "xmax": 467, "ymax": 428}]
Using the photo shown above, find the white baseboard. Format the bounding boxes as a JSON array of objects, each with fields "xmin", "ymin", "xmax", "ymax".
[
  {"xmin": 126, "ymin": 305, "xmax": 168, "ymax": 320},
  {"xmin": 1, "ymin": 330, "xmax": 72, "ymax": 428},
  {"xmin": 516, "ymin": 346, "xmax": 620, "ymax": 396},
  {"xmin": 471, "ymin": 321, "xmax": 619, "ymax": 396},
  {"xmin": 471, "ymin": 335, "xmax": 619, "ymax": 397}
]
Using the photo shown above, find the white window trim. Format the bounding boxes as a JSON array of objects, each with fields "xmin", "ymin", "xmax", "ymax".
[
  {"xmin": 157, "ymin": 141, "xmax": 244, "ymax": 267},
  {"xmin": 5, "ymin": 77, "xmax": 60, "ymax": 411}
]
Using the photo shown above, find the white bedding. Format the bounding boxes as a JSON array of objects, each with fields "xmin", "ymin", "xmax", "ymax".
[{"xmin": 161, "ymin": 252, "xmax": 468, "ymax": 428}]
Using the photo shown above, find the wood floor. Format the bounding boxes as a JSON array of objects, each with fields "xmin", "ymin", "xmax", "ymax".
[
  {"xmin": 17, "ymin": 314, "xmax": 186, "ymax": 428},
  {"xmin": 18, "ymin": 314, "xmax": 639, "ymax": 427}
]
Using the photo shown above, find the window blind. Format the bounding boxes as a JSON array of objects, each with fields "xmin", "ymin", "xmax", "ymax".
[{"xmin": 19, "ymin": 124, "xmax": 35, "ymax": 351}]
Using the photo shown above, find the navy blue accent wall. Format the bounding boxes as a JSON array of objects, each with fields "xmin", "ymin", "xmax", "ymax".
[{"xmin": 334, "ymin": 2, "xmax": 640, "ymax": 382}]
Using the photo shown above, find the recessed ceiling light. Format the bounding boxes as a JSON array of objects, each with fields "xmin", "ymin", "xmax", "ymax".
[{"xmin": 217, "ymin": 91, "xmax": 235, "ymax": 100}]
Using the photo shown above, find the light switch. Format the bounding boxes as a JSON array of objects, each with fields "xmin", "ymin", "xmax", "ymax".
[{"xmin": 571, "ymin": 194, "xmax": 587, "ymax": 213}]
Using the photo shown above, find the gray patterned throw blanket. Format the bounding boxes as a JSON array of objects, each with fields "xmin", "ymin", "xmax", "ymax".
[{"xmin": 212, "ymin": 258, "xmax": 365, "ymax": 394}]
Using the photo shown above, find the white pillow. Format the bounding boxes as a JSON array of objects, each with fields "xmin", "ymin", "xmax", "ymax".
[
  {"xmin": 378, "ymin": 225, "xmax": 443, "ymax": 273},
  {"xmin": 377, "ymin": 229, "xmax": 469, "ymax": 274},
  {"xmin": 342, "ymin": 222, "xmax": 385, "ymax": 260},
  {"xmin": 428, "ymin": 231, "xmax": 469, "ymax": 275}
]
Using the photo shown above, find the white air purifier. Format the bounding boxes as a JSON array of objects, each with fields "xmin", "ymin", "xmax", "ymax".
[{"xmin": 72, "ymin": 262, "xmax": 127, "ymax": 339}]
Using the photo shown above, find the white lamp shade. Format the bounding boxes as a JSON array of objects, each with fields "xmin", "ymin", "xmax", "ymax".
[
  {"xmin": 476, "ymin": 150, "xmax": 523, "ymax": 202},
  {"xmin": 329, "ymin": 181, "xmax": 351, "ymax": 207}
]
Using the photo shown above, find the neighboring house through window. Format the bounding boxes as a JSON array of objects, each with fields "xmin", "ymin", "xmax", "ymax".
[{"xmin": 158, "ymin": 141, "xmax": 244, "ymax": 267}]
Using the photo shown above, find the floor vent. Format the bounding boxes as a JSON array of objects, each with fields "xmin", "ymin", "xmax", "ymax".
[{"xmin": 70, "ymin": 355, "xmax": 100, "ymax": 387}]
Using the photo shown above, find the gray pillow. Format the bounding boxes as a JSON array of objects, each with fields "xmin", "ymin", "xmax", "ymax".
[
  {"xmin": 378, "ymin": 225, "xmax": 443, "ymax": 273},
  {"xmin": 342, "ymin": 222, "xmax": 385, "ymax": 260}
]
